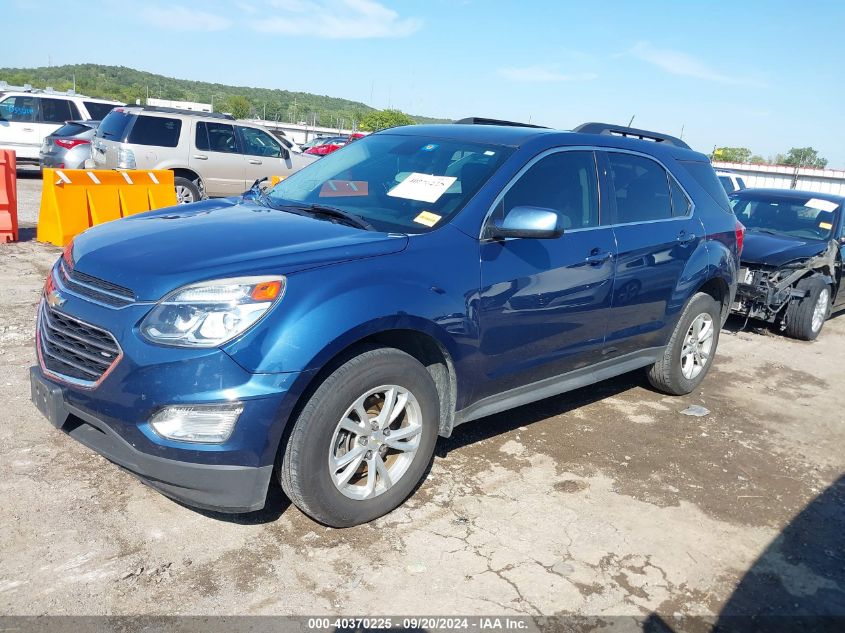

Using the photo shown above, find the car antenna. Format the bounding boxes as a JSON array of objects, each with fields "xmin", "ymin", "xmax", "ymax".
[{"xmin": 627, "ymin": 115, "xmax": 635, "ymax": 128}]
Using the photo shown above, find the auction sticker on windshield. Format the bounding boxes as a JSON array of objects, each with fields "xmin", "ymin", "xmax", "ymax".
[
  {"xmin": 388, "ymin": 172, "xmax": 457, "ymax": 204},
  {"xmin": 805, "ymin": 198, "xmax": 839, "ymax": 212}
]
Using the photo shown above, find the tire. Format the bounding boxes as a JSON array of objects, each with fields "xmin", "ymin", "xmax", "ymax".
[
  {"xmin": 279, "ymin": 348, "xmax": 440, "ymax": 527},
  {"xmin": 173, "ymin": 177, "xmax": 201, "ymax": 204},
  {"xmin": 647, "ymin": 292, "xmax": 721, "ymax": 396},
  {"xmin": 784, "ymin": 276, "xmax": 831, "ymax": 341}
]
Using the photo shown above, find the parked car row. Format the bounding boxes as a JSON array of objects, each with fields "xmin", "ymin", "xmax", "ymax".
[
  {"xmin": 90, "ymin": 106, "xmax": 318, "ymax": 202},
  {"xmin": 31, "ymin": 118, "xmax": 746, "ymax": 527},
  {"xmin": 0, "ymin": 89, "xmax": 121, "ymax": 164}
]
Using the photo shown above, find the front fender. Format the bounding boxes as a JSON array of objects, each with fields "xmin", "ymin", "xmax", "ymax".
[{"xmin": 222, "ymin": 227, "xmax": 479, "ymax": 377}]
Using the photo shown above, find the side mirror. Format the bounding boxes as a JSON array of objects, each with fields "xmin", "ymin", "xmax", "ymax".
[
  {"xmin": 487, "ymin": 206, "xmax": 564, "ymax": 240},
  {"xmin": 279, "ymin": 147, "xmax": 290, "ymax": 160}
]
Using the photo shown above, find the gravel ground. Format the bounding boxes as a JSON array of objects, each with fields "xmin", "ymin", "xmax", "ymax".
[{"xmin": 1, "ymin": 172, "xmax": 843, "ymax": 623}]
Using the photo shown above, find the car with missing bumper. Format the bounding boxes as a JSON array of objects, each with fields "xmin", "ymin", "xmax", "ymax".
[
  {"xmin": 30, "ymin": 120, "xmax": 739, "ymax": 527},
  {"xmin": 730, "ymin": 188, "xmax": 844, "ymax": 340}
]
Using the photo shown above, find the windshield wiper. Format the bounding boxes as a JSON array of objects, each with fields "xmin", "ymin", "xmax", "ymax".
[
  {"xmin": 294, "ymin": 203, "xmax": 376, "ymax": 231},
  {"xmin": 747, "ymin": 227, "xmax": 784, "ymax": 236}
]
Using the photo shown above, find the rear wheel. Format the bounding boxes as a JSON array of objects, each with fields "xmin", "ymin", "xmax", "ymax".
[
  {"xmin": 785, "ymin": 276, "xmax": 830, "ymax": 341},
  {"xmin": 647, "ymin": 292, "xmax": 721, "ymax": 395},
  {"xmin": 279, "ymin": 348, "xmax": 439, "ymax": 527},
  {"xmin": 173, "ymin": 177, "xmax": 201, "ymax": 204}
]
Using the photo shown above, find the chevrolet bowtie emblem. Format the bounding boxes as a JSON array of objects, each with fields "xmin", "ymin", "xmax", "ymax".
[{"xmin": 46, "ymin": 290, "xmax": 66, "ymax": 308}]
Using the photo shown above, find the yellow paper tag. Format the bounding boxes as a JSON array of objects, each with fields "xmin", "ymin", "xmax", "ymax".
[
  {"xmin": 819, "ymin": 221, "xmax": 833, "ymax": 230},
  {"xmin": 413, "ymin": 211, "xmax": 442, "ymax": 227}
]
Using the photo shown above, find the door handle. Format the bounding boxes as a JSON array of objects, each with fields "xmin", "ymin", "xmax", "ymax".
[
  {"xmin": 23, "ymin": 127, "xmax": 34, "ymax": 132},
  {"xmin": 677, "ymin": 231, "xmax": 696, "ymax": 244},
  {"xmin": 192, "ymin": 154, "xmax": 208, "ymax": 160},
  {"xmin": 585, "ymin": 250, "xmax": 613, "ymax": 266},
  {"xmin": 248, "ymin": 159, "xmax": 262, "ymax": 165}
]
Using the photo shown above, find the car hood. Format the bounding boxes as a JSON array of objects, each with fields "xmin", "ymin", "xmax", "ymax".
[
  {"xmin": 740, "ymin": 230, "xmax": 828, "ymax": 267},
  {"xmin": 72, "ymin": 197, "xmax": 408, "ymax": 300}
]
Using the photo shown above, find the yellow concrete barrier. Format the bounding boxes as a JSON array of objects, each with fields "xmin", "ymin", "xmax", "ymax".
[{"xmin": 37, "ymin": 169, "xmax": 178, "ymax": 246}]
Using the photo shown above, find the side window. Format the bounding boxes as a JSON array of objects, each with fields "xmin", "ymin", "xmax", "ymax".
[
  {"xmin": 669, "ymin": 177, "xmax": 691, "ymax": 216},
  {"xmin": 607, "ymin": 153, "xmax": 672, "ymax": 223},
  {"xmin": 239, "ymin": 127, "xmax": 282, "ymax": 157},
  {"xmin": 38, "ymin": 98, "xmax": 76, "ymax": 124},
  {"xmin": 83, "ymin": 101, "xmax": 117, "ymax": 120},
  {"xmin": 0, "ymin": 95, "xmax": 37, "ymax": 122},
  {"xmin": 196, "ymin": 122, "xmax": 237, "ymax": 153},
  {"xmin": 126, "ymin": 116, "xmax": 182, "ymax": 147},
  {"xmin": 497, "ymin": 151, "xmax": 599, "ymax": 230}
]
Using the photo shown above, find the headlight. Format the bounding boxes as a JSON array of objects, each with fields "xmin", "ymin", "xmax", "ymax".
[{"xmin": 141, "ymin": 276, "xmax": 285, "ymax": 347}]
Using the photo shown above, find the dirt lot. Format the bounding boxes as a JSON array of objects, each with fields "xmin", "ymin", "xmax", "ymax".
[{"xmin": 1, "ymin": 174, "xmax": 843, "ymax": 622}]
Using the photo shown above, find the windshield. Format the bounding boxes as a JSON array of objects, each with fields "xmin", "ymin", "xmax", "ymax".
[
  {"xmin": 730, "ymin": 194, "xmax": 840, "ymax": 240},
  {"xmin": 267, "ymin": 133, "xmax": 513, "ymax": 233}
]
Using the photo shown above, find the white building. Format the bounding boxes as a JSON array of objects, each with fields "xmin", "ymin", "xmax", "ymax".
[
  {"xmin": 713, "ymin": 161, "xmax": 845, "ymax": 195},
  {"xmin": 145, "ymin": 97, "xmax": 212, "ymax": 113}
]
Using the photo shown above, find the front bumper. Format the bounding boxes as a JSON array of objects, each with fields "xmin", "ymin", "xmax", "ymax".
[{"xmin": 31, "ymin": 366, "xmax": 274, "ymax": 513}]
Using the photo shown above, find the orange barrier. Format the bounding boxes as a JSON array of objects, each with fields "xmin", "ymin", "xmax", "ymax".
[
  {"xmin": 269, "ymin": 175, "xmax": 286, "ymax": 187},
  {"xmin": 37, "ymin": 169, "xmax": 178, "ymax": 246},
  {"xmin": 0, "ymin": 150, "xmax": 18, "ymax": 243}
]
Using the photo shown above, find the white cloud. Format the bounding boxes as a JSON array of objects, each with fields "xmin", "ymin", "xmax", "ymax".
[
  {"xmin": 140, "ymin": 5, "xmax": 231, "ymax": 31},
  {"xmin": 626, "ymin": 41, "xmax": 736, "ymax": 84},
  {"xmin": 253, "ymin": 0, "xmax": 422, "ymax": 39},
  {"xmin": 497, "ymin": 65, "xmax": 597, "ymax": 83}
]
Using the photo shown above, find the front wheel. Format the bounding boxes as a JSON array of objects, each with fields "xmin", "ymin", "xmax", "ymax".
[
  {"xmin": 647, "ymin": 292, "xmax": 721, "ymax": 395},
  {"xmin": 279, "ymin": 348, "xmax": 440, "ymax": 527},
  {"xmin": 785, "ymin": 276, "xmax": 831, "ymax": 341}
]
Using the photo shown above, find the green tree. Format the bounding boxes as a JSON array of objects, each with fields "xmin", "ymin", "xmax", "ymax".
[
  {"xmin": 750, "ymin": 155, "xmax": 767, "ymax": 165},
  {"xmin": 358, "ymin": 109, "xmax": 416, "ymax": 132},
  {"xmin": 712, "ymin": 147, "xmax": 752, "ymax": 163},
  {"xmin": 224, "ymin": 95, "xmax": 251, "ymax": 119},
  {"xmin": 783, "ymin": 147, "xmax": 828, "ymax": 169}
]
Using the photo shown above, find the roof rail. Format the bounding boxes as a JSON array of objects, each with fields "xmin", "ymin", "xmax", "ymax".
[
  {"xmin": 0, "ymin": 80, "xmax": 90, "ymax": 98},
  {"xmin": 136, "ymin": 105, "xmax": 234, "ymax": 120},
  {"xmin": 454, "ymin": 116, "xmax": 548, "ymax": 129},
  {"xmin": 573, "ymin": 122, "xmax": 690, "ymax": 149}
]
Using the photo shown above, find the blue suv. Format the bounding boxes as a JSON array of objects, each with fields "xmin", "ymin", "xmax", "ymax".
[{"xmin": 30, "ymin": 120, "xmax": 741, "ymax": 527}]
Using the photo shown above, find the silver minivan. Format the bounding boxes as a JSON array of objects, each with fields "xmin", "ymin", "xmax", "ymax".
[{"xmin": 92, "ymin": 106, "xmax": 317, "ymax": 203}]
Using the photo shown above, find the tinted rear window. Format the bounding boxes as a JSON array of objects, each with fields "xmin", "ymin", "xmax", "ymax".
[
  {"xmin": 96, "ymin": 110, "xmax": 133, "ymax": 140},
  {"xmin": 53, "ymin": 122, "xmax": 93, "ymax": 137},
  {"xmin": 127, "ymin": 116, "xmax": 182, "ymax": 147},
  {"xmin": 83, "ymin": 101, "xmax": 117, "ymax": 120},
  {"xmin": 681, "ymin": 161, "xmax": 732, "ymax": 211},
  {"xmin": 39, "ymin": 97, "xmax": 78, "ymax": 124}
]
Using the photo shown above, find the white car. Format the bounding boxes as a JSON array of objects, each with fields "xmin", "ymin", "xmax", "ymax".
[
  {"xmin": 0, "ymin": 89, "xmax": 121, "ymax": 165},
  {"xmin": 716, "ymin": 170, "xmax": 747, "ymax": 194}
]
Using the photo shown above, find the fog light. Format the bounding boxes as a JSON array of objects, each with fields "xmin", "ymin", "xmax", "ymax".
[{"xmin": 150, "ymin": 403, "xmax": 243, "ymax": 443}]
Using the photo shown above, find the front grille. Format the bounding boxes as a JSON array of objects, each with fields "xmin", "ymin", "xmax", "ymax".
[
  {"xmin": 38, "ymin": 303, "xmax": 121, "ymax": 385},
  {"xmin": 59, "ymin": 259, "xmax": 135, "ymax": 308}
]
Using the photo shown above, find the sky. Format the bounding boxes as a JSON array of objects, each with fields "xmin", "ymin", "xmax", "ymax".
[{"xmin": 4, "ymin": 0, "xmax": 845, "ymax": 166}]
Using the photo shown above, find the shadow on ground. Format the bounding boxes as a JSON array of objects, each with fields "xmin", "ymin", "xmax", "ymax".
[{"xmin": 645, "ymin": 475, "xmax": 845, "ymax": 632}]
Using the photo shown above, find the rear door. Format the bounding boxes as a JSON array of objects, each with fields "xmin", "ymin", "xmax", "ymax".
[
  {"xmin": 35, "ymin": 97, "xmax": 80, "ymax": 148},
  {"xmin": 601, "ymin": 150, "xmax": 703, "ymax": 356},
  {"xmin": 191, "ymin": 121, "xmax": 245, "ymax": 196},
  {"xmin": 0, "ymin": 95, "xmax": 39, "ymax": 159},
  {"xmin": 476, "ymin": 149, "xmax": 617, "ymax": 400}
]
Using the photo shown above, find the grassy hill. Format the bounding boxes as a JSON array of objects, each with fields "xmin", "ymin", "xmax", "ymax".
[{"xmin": 0, "ymin": 63, "xmax": 448, "ymax": 126}]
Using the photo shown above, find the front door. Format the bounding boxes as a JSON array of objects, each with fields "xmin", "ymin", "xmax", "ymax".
[
  {"xmin": 191, "ymin": 121, "xmax": 246, "ymax": 196},
  {"xmin": 237, "ymin": 126, "xmax": 295, "ymax": 184},
  {"xmin": 601, "ymin": 151, "xmax": 703, "ymax": 356},
  {"xmin": 0, "ymin": 95, "xmax": 39, "ymax": 160},
  {"xmin": 476, "ymin": 149, "xmax": 616, "ymax": 400}
]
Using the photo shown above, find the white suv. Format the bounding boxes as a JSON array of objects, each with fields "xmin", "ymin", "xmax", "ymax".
[
  {"xmin": 0, "ymin": 90, "xmax": 121, "ymax": 164},
  {"xmin": 92, "ymin": 106, "xmax": 317, "ymax": 203}
]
